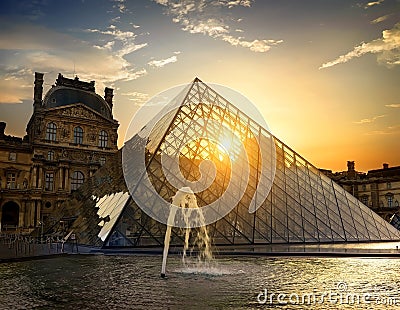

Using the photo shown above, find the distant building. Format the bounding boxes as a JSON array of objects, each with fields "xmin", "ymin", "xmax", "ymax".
[
  {"xmin": 0, "ymin": 72, "xmax": 119, "ymax": 233},
  {"xmin": 321, "ymin": 161, "xmax": 400, "ymax": 221}
]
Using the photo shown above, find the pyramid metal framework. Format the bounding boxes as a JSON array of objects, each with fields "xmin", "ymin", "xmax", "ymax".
[{"xmin": 100, "ymin": 78, "xmax": 400, "ymax": 247}]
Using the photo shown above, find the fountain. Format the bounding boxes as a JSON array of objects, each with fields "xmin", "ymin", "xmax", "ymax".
[{"xmin": 161, "ymin": 187, "xmax": 213, "ymax": 278}]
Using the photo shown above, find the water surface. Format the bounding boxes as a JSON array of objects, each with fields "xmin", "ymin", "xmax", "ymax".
[{"xmin": 1, "ymin": 255, "xmax": 399, "ymax": 309}]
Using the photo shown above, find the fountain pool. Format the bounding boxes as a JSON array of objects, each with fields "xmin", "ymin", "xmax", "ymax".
[{"xmin": 1, "ymin": 254, "xmax": 400, "ymax": 309}]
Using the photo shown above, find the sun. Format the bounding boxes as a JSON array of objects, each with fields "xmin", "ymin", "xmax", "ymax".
[{"xmin": 216, "ymin": 131, "xmax": 241, "ymax": 161}]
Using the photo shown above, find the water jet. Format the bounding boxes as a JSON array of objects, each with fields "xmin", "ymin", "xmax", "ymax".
[{"xmin": 161, "ymin": 187, "xmax": 213, "ymax": 277}]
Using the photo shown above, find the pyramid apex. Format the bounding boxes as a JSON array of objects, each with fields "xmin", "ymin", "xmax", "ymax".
[{"xmin": 193, "ymin": 77, "xmax": 202, "ymax": 83}]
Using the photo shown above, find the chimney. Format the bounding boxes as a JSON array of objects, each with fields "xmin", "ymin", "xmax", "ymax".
[
  {"xmin": 347, "ymin": 161, "xmax": 355, "ymax": 172},
  {"xmin": 383, "ymin": 163, "xmax": 389, "ymax": 169},
  {"xmin": 34, "ymin": 72, "xmax": 44, "ymax": 110},
  {"xmin": 104, "ymin": 87, "xmax": 114, "ymax": 109},
  {"xmin": 347, "ymin": 161, "xmax": 356, "ymax": 180},
  {"xmin": 0, "ymin": 122, "xmax": 5, "ymax": 139}
]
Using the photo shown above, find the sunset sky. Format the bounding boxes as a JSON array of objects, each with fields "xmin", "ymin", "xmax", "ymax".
[{"xmin": 0, "ymin": 0, "xmax": 399, "ymax": 172}]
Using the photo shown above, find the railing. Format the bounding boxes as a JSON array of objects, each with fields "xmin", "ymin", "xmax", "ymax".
[{"xmin": 0, "ymin": 233, "xmax": 71, "ymax": 258}]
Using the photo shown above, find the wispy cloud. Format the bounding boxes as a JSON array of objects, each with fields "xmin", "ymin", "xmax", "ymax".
[
  {"xmin": 364, "ymin": 0, "xmax": 384, "ymax": 9},
  {"xmin": 221, "ymin": 35, "xmax": 281, "ymax": 52},
  {"xmin": 217, "ymin": 0, "xmax": 252, "ymax": 8},
  {"xmin": 371, "ymin": 14, "xmax": 392, "ymax": 24},
  {"xmin": 2, "ymin": 67, "xmax": 33, "ymax": 81},
  {"xmin": 86, "ymin": 24, "xmax": 148, "ymax": 57},
  {"xmin": 0, "ymin": 22, "xmax": 147, "ymax": 103},
  {"xmin": 113, "ymin": 0, "xmax": 127, "ymax": 13},
  {"xmin": 148, "ymin": 55, "xmax": 178, "ymax": 68},
  {"xmin": 365, "ymin": 125, "xmax": 400, "ymax": 135},
  {"xmin": 121, "ymin": 91, "xmax": 150, "ymax": 106},
  {"xmin": 153, "ymin": 0, "xmax": 282, "ymax": 53},
  {"xmin": 385, "ymin": 103, "xmax": 400, "ymax": 108},
  {"xmin": 354, "ymin": 114, "xmax": 386, "ymax": 124},
  {"xmin": 110, "ymin": 16, "xmax": 121, "ymax": 23},
  {"xmin": 320, "ymin": 22, "xmax": 400, "ymax": 69}
]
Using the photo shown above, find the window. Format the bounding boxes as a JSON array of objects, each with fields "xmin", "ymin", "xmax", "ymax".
[
  {"xmin": 45, "ymin": 172, "xmax": 54, "ymax": 191},
  {"xmin": 9, "ymin": 152, "xmax": 16, "ymax": 162},
  {"xmin": 388, "ymin": 196, "xmax": 393, "ymax": 208},
  {"xmin": 6, "ymin": 173, "xmax": 16, "ymax": 189},
  {"xmin": 45, "ymin": 122, "xmax": 57, "ymax": 141},
  {"xmin": 387, "ymin": 182, "xmax": 392, "ymax": 189},
  {"xmin": 361, "ymin": 196, "xmax": 368, "ymax": 206},
  {"xmin": 71, "ymin": 171, "xmax": 84, "ymax": 191},
  {"xmin": 73, "ymin": 126, "xmax": 84, "ymax": 144},
  {"xmin": 99, "ymin": 157, "xmax": 106, "ymax": 166},
  {"xmin": 47, "ymin": 151, "xmax": 54, "ymax": 161},
  {"xmin": 98, "ymin": 130, "xmax": 108, "ymax": 148},
  {"xmin": 45, "ymin": 202, "xmax": 52, "ymax": 209},
  {"xmin": 362, "ymin": 184, "xmax": 366, "ymax": 191}
]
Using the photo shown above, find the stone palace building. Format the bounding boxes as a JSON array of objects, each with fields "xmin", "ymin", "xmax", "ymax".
[
  {"xmin": 0, "ymin": 72, "xmax": 119, "ymax": 233},
  {"xmin": 321, "ymin": 161, "xmax": 400, "ymax": 221}
]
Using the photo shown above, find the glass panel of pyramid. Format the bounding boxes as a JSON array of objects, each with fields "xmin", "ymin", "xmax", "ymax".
[{"xmin": 73, "ymin": 78, "xmax": 400, "ymax": 247}]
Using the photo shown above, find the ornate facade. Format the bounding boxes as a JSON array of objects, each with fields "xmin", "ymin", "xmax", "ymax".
[
  {"xmin": 0, "ymin": 72, "xmax": 119, "ymax": 233},
  {"xmin": 321, "ymin": 161, "xmax": 400, "ymax": 221}
]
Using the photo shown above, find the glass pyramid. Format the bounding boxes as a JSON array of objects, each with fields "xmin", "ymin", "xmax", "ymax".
[{"xmin": 99, "ymin": 78, "xmax": 400, "ymax": 247}]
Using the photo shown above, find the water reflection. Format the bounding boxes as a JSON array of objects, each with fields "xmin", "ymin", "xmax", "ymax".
[{"xmin": 0, "ymin": 255, "xmax": 399, "ymax": 309}]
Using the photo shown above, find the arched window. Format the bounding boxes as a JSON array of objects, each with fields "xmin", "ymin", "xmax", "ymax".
[
  {"xmin": 98, "ymin": 130, "xmax": 108, "ymax": 148},
  {"xmin": 71, "ymin": 171, "xmax": 84, "ymax": 191},
  {"xmin": 45, "ymin": 122, "xmax": 57, "ymax": 141},
  {"xmin": 73, "ymin": 126, "xmax": 84, "ymax": 144},
  {"xmin": 99, "ymin": 157, "xmax": 106, "ymax": 166}
]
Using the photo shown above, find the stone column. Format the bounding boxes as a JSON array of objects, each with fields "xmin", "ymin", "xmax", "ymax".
[
  {"xmin": 36, "ymin": 200, "xmax": 41, "ymax": 227},
  {"xmin": 31, "ymin": 166, "xmax": 37, "ymax": 188},
  {"xmin": 19, "ymin": 201, "xmax": 25, "ymax": 229},
  {"xmin": 30, "ymin": 201, "xmax": 35, "ymax": 228},
  {"xmin": 38, "ymin": 166, "xmax": 43, "ymax": 189},
  {"xmin": 23, "ymin": 201, "xmax": 28, "ymax": 227},
  {"xmin": 58, "ymin": 167, "xmax": 64, "ymax": 190},
  {"xmin": 33, "ymin": 201, "xmax": 37, "ymax": 227},
  {"xmin": 65, "ymin": 168, "xmax": 70, "ymax": 192}
]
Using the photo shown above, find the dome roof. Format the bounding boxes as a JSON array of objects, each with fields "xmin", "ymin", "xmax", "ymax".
[
  {"xmin": 44, "ymin": 86, "xmax": 112, "ymax": 119},
  {"xmin": 42, "ymin": 74, "xmax": 113, "ymax": 119}
]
